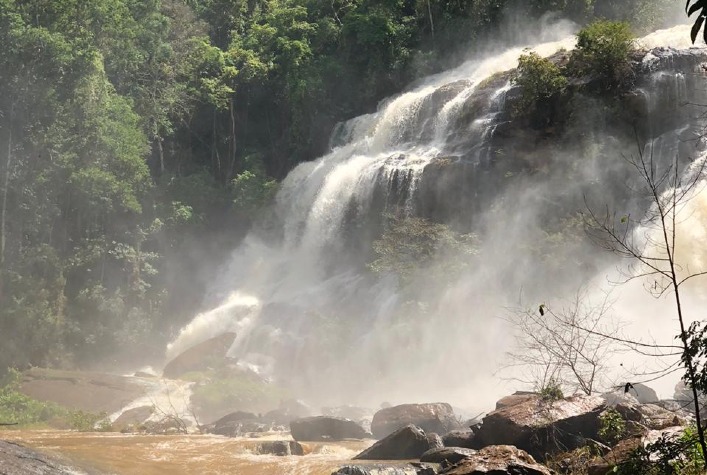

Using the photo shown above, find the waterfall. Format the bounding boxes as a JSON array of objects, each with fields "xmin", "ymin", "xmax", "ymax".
[{"xmin": 167, "ymin": 23, "xmax": 707, "ymax": 409}]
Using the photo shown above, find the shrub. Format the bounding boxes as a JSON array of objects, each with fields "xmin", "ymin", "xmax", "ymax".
[
  {"xmin": 511, "ymin": 52, "xmax": 568, "ymax": 120},
  {"xmin": 598, "ymin": 408, "xmax": 626, "ymax": 445},
  {"xmin": 0, "ymin": 369, "xmax": 67, "ymax": 426},
  {"xmin": 69, "ymin": 410, "xmax": 113, "ymax": 432},
  {"xmin": 569, "ymin": 20, "xmax": 635, "ymax": 91},
  {"xmin": 539, "ymin": 379, "xmax": 564, "ymax": 402}
]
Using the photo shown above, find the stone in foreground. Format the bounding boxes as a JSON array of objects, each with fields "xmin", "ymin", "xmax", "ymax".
[
  {"xmin": 440, "ymin": 445, "xmax": 551, "ymax": 475},
  {"xmin": 0, "ymin": 440, "xmax": 93, "ymax": 475},
  {"xmin": 332, "ymin": 463, "xmax": 439, "ymax": 475}
]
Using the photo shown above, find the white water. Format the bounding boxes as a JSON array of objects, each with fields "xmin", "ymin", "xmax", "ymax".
[
  {"xmin": 109, "ymin": 378, "xmax": 197, "ymax": 430},
  {"xmin": 166, "ymin": 23, "xmax": 707, "ymax": 411}
]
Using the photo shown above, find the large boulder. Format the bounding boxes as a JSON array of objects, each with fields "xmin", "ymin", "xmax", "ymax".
[
  {"xmin": 477, "ymin": 395, "xmax": 605, "ymax": 459},
  {"xmin": 290, "ymin": 416, "xmax": 368, "ymax": 441},
  {"xmin": 354, "ymin": 425, "xmax": 442, "ymax": 460},
  {"xmin": 630, "ymin": 383, "xmax": 658, "ymax": 404},
  {"xmin": 162, "ymin": 332, "xmax": 236, "ymax": 379},
  {"xmin": 440, "ymin": 445, "xmax": 551, "ymax": 475},
  {"xmin": 372, "ymin": 403, "xmax": 461, "ymax": 439}
]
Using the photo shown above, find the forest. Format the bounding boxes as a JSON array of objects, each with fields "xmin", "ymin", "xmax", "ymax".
[{"xmin": 0, "ymin": 0, "xmax": 682, "ymax": 373}]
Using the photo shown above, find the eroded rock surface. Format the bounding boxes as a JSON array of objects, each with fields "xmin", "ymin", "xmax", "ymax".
[
  {"xmin": 0, "ymin": 440, "xmax": 96, "ymax": 475},
  {"xmin": 477, "ymin": 395, "xmax": 605, "ymax": 459}
]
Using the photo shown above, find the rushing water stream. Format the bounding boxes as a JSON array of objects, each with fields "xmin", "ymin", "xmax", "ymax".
[{"xmin": 1, "ymin": 430, "xmax": 373, "ymax": 475}]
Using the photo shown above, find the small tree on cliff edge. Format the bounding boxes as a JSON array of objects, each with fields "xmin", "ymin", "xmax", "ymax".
[{"xmin": 584, "ymin": 143, "xmax": 707, "ymax": 468}]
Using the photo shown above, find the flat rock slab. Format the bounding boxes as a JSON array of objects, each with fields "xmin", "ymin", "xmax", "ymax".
[
  {"xmin": 0, "ymin": 439, "xmax": 96, "ymax": 474},
  {"xmin": 19, "ymin": 368, "xmax": 148, "ymax": 414}
]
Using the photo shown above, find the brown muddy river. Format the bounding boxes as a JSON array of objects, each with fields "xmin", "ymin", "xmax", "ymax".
[{"xmin": 1, "ymin": 430, "xmax": 378, "ymax": 474}]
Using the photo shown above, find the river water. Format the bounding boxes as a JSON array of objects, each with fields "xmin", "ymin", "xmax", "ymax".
[{"xmin": 1, "ymin": 430, "xmax": 376, "ymax": 475}]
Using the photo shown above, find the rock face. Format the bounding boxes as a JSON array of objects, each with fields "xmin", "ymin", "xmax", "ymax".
[
  {"xmin": 371, "ymin": 403, "xmax": 461, "ymax": 439},
  {"xmin": 162, "ymin": 332, "xmax": 236, "ymax": 379},
  {"xmin": 290, "ymin": 416, "xmax": 368, "ymax": 441},
  {"xmin": 0, "ymin": 440, "xmax": 93, "ymax": 475},
  {"xmin": 19, "ymin": 367, "xmax": 147, "ymax": 414},
  {"xmin": 257, "ymin": 440, "xmax": 304, "ymax": 456},
  {"xmin": 441, "ymin": 445, "xmax": 551, "ymax": 475},
  {"xmin": 477, "ymin": 395, "xmax": 605, "ymax": 459},
  {"xmin": 355, "ymin": 425, "xmax": 443, "ymax": 460}
]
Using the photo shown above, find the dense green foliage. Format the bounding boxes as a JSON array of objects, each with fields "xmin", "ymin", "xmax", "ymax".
[
  {"xmin": 616, "ymin": 426, "xmax": 706, "ymax": 474},
  {"xmin": 0, "ymin": 0, "xmax": 676, "ymax": 373},
  {"xmin": 511, "ymin": 20, "xmax": 636, "ymax": 127},
  {"xmin": 0, "ymin": 370, "xmax": 110, "ymax": 429},
  {"xmin": 569, "ymin": 20, "xmax": 635, "ymax": 90},
  {"xmin": 511, "ymin": 52, "xmax": 568, "ymax": 124}
]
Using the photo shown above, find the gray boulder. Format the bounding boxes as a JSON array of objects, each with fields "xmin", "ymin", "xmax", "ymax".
[
  {"xmin": 630, "ymin": 383, "xmax": 659, "ymax": 404},
  {"xmin": 291, "ymin": 416, "xmax": 368, "ymax": 441},
  {"xmin": 354, "ymin": 425, "xmax": 441, "ymax": 460},
  {"xmin": 371, "ymin": 403, "xmax": 461, "ymax": 439}
]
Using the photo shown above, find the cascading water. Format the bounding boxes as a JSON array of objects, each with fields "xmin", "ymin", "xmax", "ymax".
[{"xmin": 167, "ymin": 23, "xmax": 707, "ymax": 410}]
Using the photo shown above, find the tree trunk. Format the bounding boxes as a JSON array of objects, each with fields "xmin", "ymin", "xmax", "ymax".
[
  {"xmin": 156, "ymin": 136, "xmax": 165, "ymax": 176},
  {"xmin": 228, "ymin": 97, "xmax": 237, "ymax": 180},
  {"xmin": 0, "ymin": 105, "xmax": 14, "ymax": 302},
  {"xmin": 426, "ymin": 0, "xmax": 434, "ymax": 40}
]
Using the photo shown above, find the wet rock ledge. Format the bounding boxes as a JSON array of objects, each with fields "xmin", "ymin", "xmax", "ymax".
[{"xmin": 0, "ymin": 439, "xmax": 101, "ymax": 475}]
